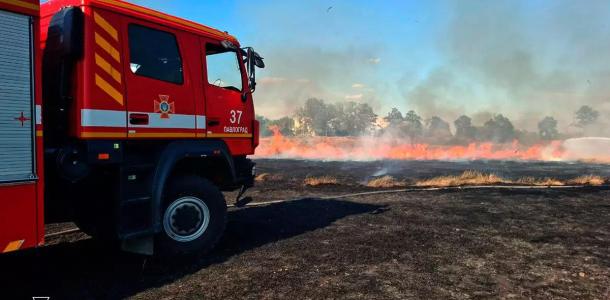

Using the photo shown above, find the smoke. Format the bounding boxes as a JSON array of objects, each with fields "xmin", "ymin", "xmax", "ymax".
[
  {"xmin": 238, "ymin": 1, "xmax": 399, "ymax": 119},
  {"xmin": 242, "ymin": 1, "xmax": 610, "ymax": 162},
  {"xmin": 240, "ymin": 1, "xmax": 610, "ymax": 137},
  {"xmin": 400, "ymin": 0, "xmax": 610, "ymax": 135},
  {"xmin": 398, "ymin": 68, "xmax": 468, "ymax": 126},
  {"xmin": 254, "ymin": 46, "xmax": 383, "ymax": 118},
  {"xmin": 562, "ymin": 137, "xmax": 610, "ymax": 162}
]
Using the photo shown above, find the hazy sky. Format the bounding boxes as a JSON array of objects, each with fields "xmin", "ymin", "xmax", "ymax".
[{"xmin": 128, "ymin": 0, "xmax": 610, "ymax": 131}]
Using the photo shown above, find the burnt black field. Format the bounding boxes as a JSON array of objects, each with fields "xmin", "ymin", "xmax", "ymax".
[{"xmin": 255, "ymin": 158, "xmax": 610, "ymax": 182}]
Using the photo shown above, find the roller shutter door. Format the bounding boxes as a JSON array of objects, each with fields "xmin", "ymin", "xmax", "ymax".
[{"xmin": 0, "ymin": 10, "xmax": 34, "ymax": 182}]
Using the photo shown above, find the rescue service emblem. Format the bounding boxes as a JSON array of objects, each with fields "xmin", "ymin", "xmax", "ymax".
[{"xmin": 154, "ymin": 95, "xmax": 175, "ymax": 119}]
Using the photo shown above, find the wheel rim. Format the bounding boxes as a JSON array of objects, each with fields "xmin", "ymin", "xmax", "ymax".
[{"xmin": 163, "ymin": 196, "xmax": 210, "ymax": 242}]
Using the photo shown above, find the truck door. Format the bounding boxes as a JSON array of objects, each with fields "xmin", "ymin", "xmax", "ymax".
[
  {"xmin": 0, "ymin": 9, "xmax": 38, "ymax": 252},
  {"xmin": 201, "ymin": 39, "xmax": 253, "ymax": 152},
  {"xmin": 123, "ymin": 22, "xmax": 196, "ymax": 138}
]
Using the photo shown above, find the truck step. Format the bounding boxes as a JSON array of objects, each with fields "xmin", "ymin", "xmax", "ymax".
[{"xmin": 120, "ymin": 229, "xmax": 154, "ymax": 240}]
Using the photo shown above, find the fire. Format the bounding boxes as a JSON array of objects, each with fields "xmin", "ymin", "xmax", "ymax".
[{"xmin": 255, "ymin": 126, "xmax": 610, "ymax": 162}]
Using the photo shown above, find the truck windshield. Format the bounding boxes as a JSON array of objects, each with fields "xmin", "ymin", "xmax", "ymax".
[{"xmin": 206, "ymin": 44, "xmax": 243, "ymax": 92}]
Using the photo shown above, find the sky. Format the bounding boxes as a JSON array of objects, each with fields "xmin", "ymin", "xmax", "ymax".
[{"xmin": 127, "ymin": 0, "xmax": 610, "ymax": 132}]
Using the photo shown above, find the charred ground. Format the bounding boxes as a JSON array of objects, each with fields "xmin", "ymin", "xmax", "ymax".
[{"xmin": 1, "ymin": 159, "xmax": 609, "ymax": 299}]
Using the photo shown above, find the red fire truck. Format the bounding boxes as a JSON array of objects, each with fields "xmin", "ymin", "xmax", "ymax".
[{"xmin": 0, "ymin": 0, "xmax": 264, "ymax": 256}]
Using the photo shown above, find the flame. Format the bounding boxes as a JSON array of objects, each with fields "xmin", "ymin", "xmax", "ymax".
[{"xmin": 256, "ymin": 126, "xmax": 610, "ymax": 163}]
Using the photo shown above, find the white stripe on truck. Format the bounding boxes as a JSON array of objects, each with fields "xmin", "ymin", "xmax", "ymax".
[
  {"xmin": 81, "ymin": 108, "xmax": 205, "ymax": 130},
  {"xmin": 196, "ymin": 115, "xmax": 207, "ymax": 130},
  {"xmin": 35, "ymin": 105, "xmax": 42, "ymax": 125},
  {"xmin": 81, "ymin": 109, "xmax": 127, "ymax": 127}
]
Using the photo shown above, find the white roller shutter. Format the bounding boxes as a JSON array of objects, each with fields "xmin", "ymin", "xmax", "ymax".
[{"xmin": 0, "ymin": 10, "xmax": 35, "ymax": 182}]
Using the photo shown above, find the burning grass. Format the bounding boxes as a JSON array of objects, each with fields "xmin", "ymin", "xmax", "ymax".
[
  {"xmin": 303, "ymin": 176, "xmax": 339, "ymax": 186},
  {"xmin": 255, "ymin": 133, "xmax": 580, "ymax": 162},
  {"xmin": 365, "ymin": 175, "xmax": 407, "ymax": 188}
]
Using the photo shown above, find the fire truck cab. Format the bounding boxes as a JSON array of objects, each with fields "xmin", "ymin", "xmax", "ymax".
[{"xmin": 0, "ymin": 0, "xmax": 264, "ymax": 256}]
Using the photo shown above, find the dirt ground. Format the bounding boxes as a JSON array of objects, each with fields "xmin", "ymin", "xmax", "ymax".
[{"xmin": 1, "ymin": 160, "xmax": 609, "ymax": 299}]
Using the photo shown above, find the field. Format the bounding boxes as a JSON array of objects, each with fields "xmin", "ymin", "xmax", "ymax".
[{"xmin": 1, "ymin": 160, "xmax": 609, "ymax": 299}]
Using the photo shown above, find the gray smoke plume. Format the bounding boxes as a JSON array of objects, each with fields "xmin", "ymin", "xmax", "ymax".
[
  {"xmin": 400, "ymin": 0, "xmax": 610, "ymax": 135},
  {"xmin": 255, "ymin": 46, "xmax": 383, "ymax": 118}
]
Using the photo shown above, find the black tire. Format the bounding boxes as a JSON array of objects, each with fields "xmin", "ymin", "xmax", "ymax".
[{"xmin": 155, "ymin": 175, "xmax": 227, "ymax": 257}]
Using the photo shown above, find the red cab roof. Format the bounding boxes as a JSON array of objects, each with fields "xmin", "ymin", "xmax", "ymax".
[{"xmin": 41, "ymin": 0, "xmax": 239, "ymax": 44}]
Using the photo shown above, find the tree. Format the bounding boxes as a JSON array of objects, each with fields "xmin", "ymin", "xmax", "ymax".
[
  {"xmin": 425, "ymin": 116, "xmax": 452, "ymax": 142},
  {"xmin": 328, "ymin": 102, "xmax": 377, "ymax": 136},
  {"xmin": 538, "ymin": 116, "xmax": 558, "ymax": 140},
  {"xmin": 574, "ymin": 105, "xmax": 599, "ymax": 128},
  {"xmin": 481, "ymin": 114, "xmax": 515, "ymax": 143},
  {"xmin": 384, "ymin": 108, "xmax": 404, "ymax": 127},
  {"xmin": 403, "ymin": 110, "xmax": 423, "ymax": 141},
  {"xmin": 293, "ymin": 111, "xmax": 313, "ymax": 136},
  {"xmin": 454, "ymin": 115, "xmax": 476, "ymax": 141},
  {"xmin": 350, "ymin": 102, "xmax": 377, "ymax": 135},
  {"xmin": 268, "ymin": 117, "xmax": 295, "ymax": 136},
  {"xmin": 294, "ymin": 98, "xmax": 330, "ymax": 136}
]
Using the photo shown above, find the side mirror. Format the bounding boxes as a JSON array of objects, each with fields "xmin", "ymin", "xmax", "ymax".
[
  {"xmin": 244, "ymin": 47, "xmax": 265, "ymax": 93},
  {"xmin": 252, "ymin": 51, "xmax": 265, "ymax": 68}
]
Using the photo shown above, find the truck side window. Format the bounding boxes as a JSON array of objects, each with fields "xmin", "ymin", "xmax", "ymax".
[
  {"xmin": 206, "ymin": 44, "xmax": 242, "ymax": 92},
  {"xmin": 128, "ymin": 24, "xmax": 183, "ymax": 84}
]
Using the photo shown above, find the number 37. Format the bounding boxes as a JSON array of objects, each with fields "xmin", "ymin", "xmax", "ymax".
[{"xmin": 230, "ymin": 110, "xmax": 243, "ymax": 124}]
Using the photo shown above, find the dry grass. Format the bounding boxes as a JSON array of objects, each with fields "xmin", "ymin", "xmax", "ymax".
[
  {"xmin": 567, "ymin": 175, "xmax": 606, "ymax": 186},
  {"xmin": 303, "ymin": 176, "xmax": 338, "ymax": 186},
  {"xmin": 415, "ymin": 170, "xmax": 505, "ymax": 187},
  {"xmin": 514, "ymin": 177, "xmax": 565, "ymax": 186},
  {"xmin": 366, "ymin": 175, "xmax": 407, "ymax": 188},
  {"xmin": 255, "ymin": 173, "xmax": 283, "ymax": 182},
  {"xmin": 414, "ymin": 171, "xmax": 607, "ymax": 187}
]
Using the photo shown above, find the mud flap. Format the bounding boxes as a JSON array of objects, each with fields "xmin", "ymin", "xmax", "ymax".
[{"xmin": 121, "ymin": 236, "xmax": 154, "ymax": 255}]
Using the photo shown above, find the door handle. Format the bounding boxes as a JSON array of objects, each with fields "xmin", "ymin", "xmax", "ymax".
[
  {"xmin": 208, "ymin": 120, "xmax": 220, "ymax": 126},
  {"xmin": 129, "ymin": 113, "xmax": 149, "ymax": 125}
]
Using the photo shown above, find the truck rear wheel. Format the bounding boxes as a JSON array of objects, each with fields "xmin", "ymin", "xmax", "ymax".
[{"xmin": 156, "ymin": 175, "xmax": 227, "ymax": 257}]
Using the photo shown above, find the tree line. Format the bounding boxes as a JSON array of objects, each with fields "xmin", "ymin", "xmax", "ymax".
[
  {"xmin": 257, "ymin": 98, "xmax": 602, "ymax": 144},
  {"xmin": 257, "ymin": 98, "xmax": 377, "ymax": 137}
]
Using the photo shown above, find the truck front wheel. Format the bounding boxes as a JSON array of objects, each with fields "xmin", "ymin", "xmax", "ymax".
[{"xmin": 156, "ymin": 175, "xmax": 227, "ymax": 257}]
